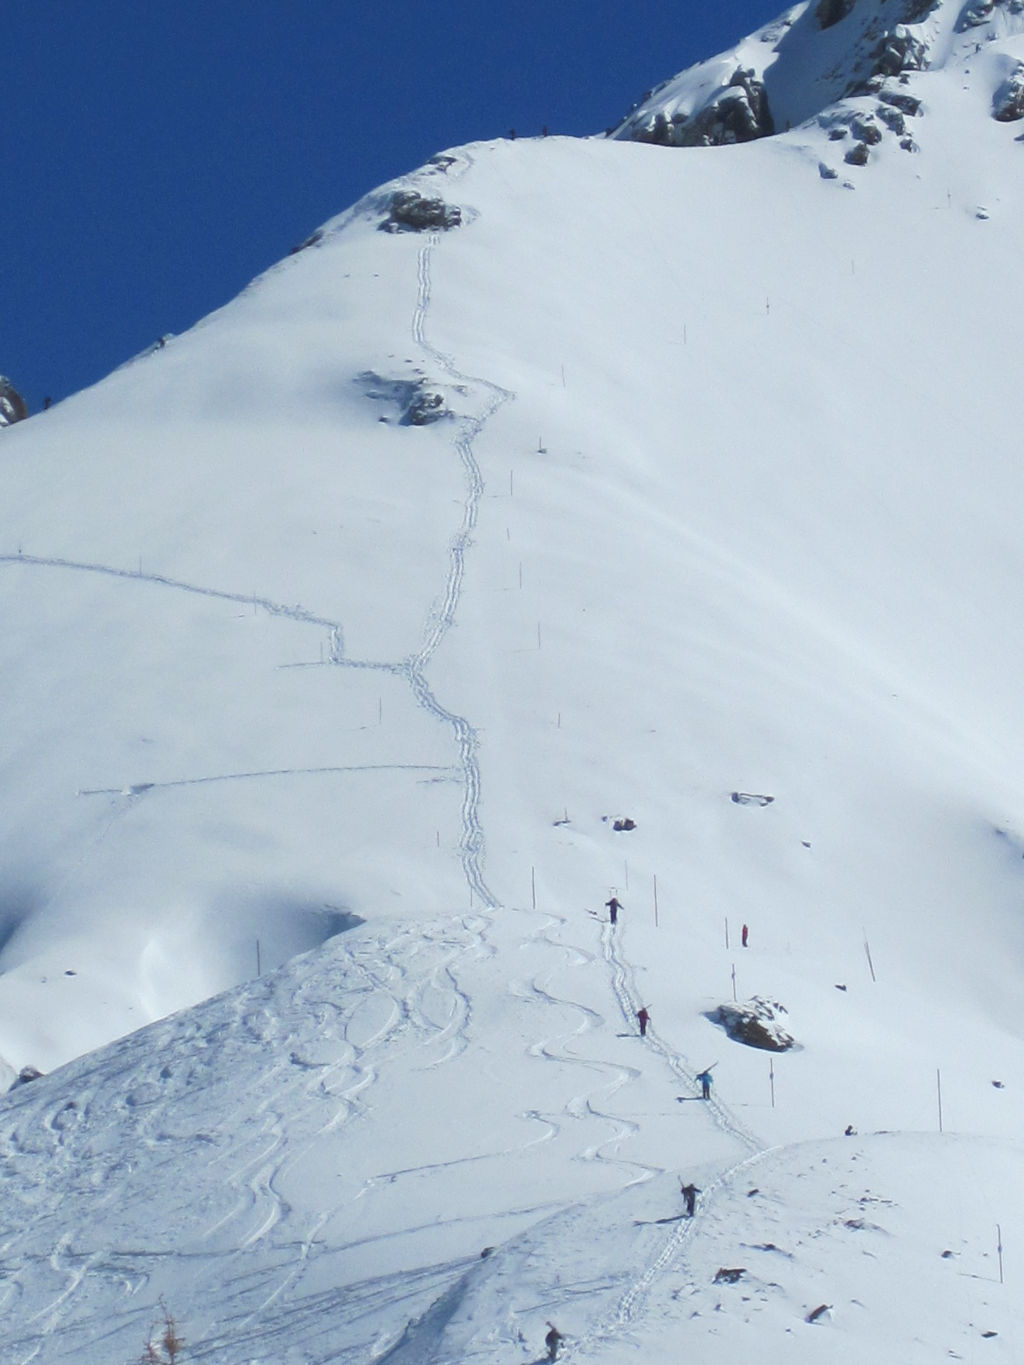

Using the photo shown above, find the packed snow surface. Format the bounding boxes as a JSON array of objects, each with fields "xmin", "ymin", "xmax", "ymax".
[{"xmin": 2, "ymin": 1, "xmax": 1024, "ymax": 1359}]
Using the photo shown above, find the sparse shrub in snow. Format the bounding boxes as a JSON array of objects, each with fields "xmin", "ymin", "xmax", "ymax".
[{"xmin": 142, "ymin": 1302, "xmax": 185, "ymax": 1363}]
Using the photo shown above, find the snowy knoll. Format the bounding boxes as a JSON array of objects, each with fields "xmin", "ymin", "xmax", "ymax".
[{"xmin": 2, "ymin": 2, "xmax": 1024, "ymax": 1360}]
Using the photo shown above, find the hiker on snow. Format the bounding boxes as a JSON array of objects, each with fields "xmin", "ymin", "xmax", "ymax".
[
  {"xmin": 637, "ymin": 1006, "xmax": 650, "ymax": 1037},
  {"xmin": 545, "ymin": 1322, "xmax": 564, "ymax": 1360},
  {"xmin": 696, "ymin": 1069, "xmax": 713, "ymax": 1100},
  {"xmin": 605, "ymin": 896, "xmax": 622, "ymax": 924},
  {"xmin": 680, "ymin": 1181, "xmax": 700, "ymax": 1216}
]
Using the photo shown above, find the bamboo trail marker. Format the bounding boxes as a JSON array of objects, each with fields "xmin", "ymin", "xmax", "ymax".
[
  {"xmin": 770, "ymin": 1059, "xmax": 776, "ymax": 1109},
  {"xmin": 937, "ymin": 1068, "xmax": 943, "ymax": 1133},
  {"xmin": 863, "ymin": 930, "xmax": 877, "ymax": 982}
]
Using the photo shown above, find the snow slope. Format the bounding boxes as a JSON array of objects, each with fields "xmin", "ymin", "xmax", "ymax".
[{"xmin": 2, "ymin": 0, "xmax": 1024, "ymax": 1359}]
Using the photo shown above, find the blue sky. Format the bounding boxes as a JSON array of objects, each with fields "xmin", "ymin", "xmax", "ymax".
[{"xmin": 3, "ymin": 2, "xmax": 782, "ymax": 411}]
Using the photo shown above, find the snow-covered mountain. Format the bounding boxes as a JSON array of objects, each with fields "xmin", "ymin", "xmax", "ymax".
[{"xmin": 2, "ymin": 1, "xmax": 1024, "ymax": 1359}]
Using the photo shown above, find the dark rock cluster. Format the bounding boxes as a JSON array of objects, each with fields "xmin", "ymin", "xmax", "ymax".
[
  {"xmin": 708, "ymin": 996, "xmax": 795, "ymax": 1051},
  {"xmin": 380, "ymin": 190, "xmax": 462, "ymax": 234},
  {"xmin": 356, "ymin": 370, "xmax": 457, "ymax": 426},
  {"xmin": 633, "ymin": 67, "xmax": 774, "ymax": 148},
  {"xmin": 0, "ymin": 376, "xmax": 28, "ymax": 427}
]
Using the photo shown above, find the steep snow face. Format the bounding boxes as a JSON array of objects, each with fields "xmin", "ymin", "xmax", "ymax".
[
  {"xmin": 613, "ymin": 0, "xmax": 1024, "ymax": 143},
  {"xmin": 3, "ymin": 10, "xmax": 1024, "ymax": 1358}
]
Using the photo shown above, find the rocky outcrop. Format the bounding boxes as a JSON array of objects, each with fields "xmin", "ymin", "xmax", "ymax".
[
  {"xmin": 635, "ymin": 68, "xmax": 774, "ymax": 147},
  {"xmin": 708, "ymin": 996, "xmax": 795, "ymax": 1051},
  {"xmin": 380, "ymin": 190, "xmax": 462, "ymax": 233},
  {"xmin": 356, "ymin": 370, "xmax": 459, "ymax": 425},
  {"xmin": 993, "ymin": 63, "xmax": 1024, "ymax": 120},
  {"xmin": 872, "ymin": 25, "xmax": 928, "ymax": 80},
  {"xmin": 0, "ymin": 376, "xmax": 28, "ymax": 427}
]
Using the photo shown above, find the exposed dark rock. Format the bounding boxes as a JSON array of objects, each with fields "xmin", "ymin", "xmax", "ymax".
[
  {"xmin": 819, "ymin": 161, "xmax": 840, "ymax": 179},
  {"xmin": 879, "ymin": 88, "xmax": 923, "ymax": 116},
  {"xmin": 806, "ymin": 1304, "xmax": 832, "ymax": 1324},
  {"xmin": 10, "ymin": 1065, "xmax": 43, "ymax": 1089},
  {"xmin": 612, "ymin": 817, "xmax": 637, "ymax": 832},
  {"xmin": 900, "ymin": 136, "xmax": 920, "ymax": 151},
  {"xmin": 993, "ymin": 64, "xmax": 1024, "ymax": 121},
  {"xmin": 903, "ymin": 0, "xmax": 939, "ymax": 16},
  {"xmin": 959, "ymin": 0, "xmax": 995, "ymax": 27},
  {"xmin": 828, "ymin": 125, "xmax": 849, "ymax": 139},
  {"xmin": 872, "ymin": 25, "xmax": 928, "ymax": 79},
  {"xmin": 845, "ymin": 140, "xmax": 871, "ymax": 165},
  {"xmin": 851, "ymin": 114, "xmax": 883, "ymax": 144},
  {"xmin": 289, "ymin": 229, "xmax": 324, "ymax": 255},
  {"xmin": 876, "ymin": 103, "xmax": 907, "ymax": 134},
  {"xmin": 731, "ymin": 791, "xmax": 774, "ymax": 806},
  {"xmin": 816, "ymin": 0, "xmax": 855, "ymax": 27},
  {"xmin": 356, "ymin": 370, "xmax": 457, "ymax": 426},
  {"xmin": 713, "ymin": 1267, "xmax": 746, "ymax": 1284},
  {"xmin": 708, "ymin": 996, "xmax": 795, "ymax": 1051},
  {"xmin": 0, "ymin": 376, "xmax": 29, "ymax": 426},
  {"xmin": 380, "ymin": 190, "xmax": 462, "ymax": 234},
  {"xmin": 635, "ymin": 68, "xmax": 774, "ymax": 148}
]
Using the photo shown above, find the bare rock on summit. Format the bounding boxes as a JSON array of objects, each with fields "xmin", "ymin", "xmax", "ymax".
[
  {"xmin": 0, "ymin": 376, "xmax": 28, "ymax": 427},
  {"xmin": 380, "ymin": 190, "xmax": 462, "ymax": 234}
]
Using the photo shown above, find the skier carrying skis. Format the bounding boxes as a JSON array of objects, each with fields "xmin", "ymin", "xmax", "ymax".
[
  {"xmin": 680, "ymin": 1181, "xmax": 700, "ymax": 1217},
  {"xmin": 696, "ymin": 1068, "xmax": 713, "ymax": 1100},
  {"xmin": 605, "ymin": 896, "xmax": 622, "ymax": 925}
]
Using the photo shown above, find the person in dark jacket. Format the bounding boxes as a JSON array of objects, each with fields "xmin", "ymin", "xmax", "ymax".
[
  {"xmin": 605, "ymin": 896, "xmax": 622, "ymax": 924},
  {"xmin": 637, "ymin": 1006, "xmax": 650, "ymax": 1037},
  {"xmin": 545, "ymin": 1322, "xmax": 564, "ymax": 1360},
  {"xmin": 680, "ymin": 1181, "xmax": 700, "ymax": 1216}
]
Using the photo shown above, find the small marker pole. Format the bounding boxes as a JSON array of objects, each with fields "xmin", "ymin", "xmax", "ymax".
[
  {"xmin": 997, "ymin": 1224, "xmax": 1004, "ymax": 1284},
  {"xmin": 731, "ymin": 963, "xmax": 737, "ymax": 1002},
  {"xmin": 531, "ymin": 866, "xmax": 537, "ymax": 910},
  {"xmin": 725, "ymin": 917, "xmax": 730, "ymax": 950},
  {"xmin": 770, "ymin": 1059, "xmax": 776, "ymax": 1109},
  {"xmin": 863, "ymin": 930, "xmax": 877, "ymax": 982}
]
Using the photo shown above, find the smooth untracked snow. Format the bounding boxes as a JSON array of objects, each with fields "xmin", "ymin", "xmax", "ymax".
[{"xmin": 2, "ymin": 3, "xmax": 1024, "ymax": 1360}]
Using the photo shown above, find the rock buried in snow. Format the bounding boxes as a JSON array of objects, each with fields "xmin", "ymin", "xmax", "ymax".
[
  {"xmin": 731, "ymin": 791, "xmax": 774, "ymax": 806},
  {"xmin": 709, "ymin": 996, "xmax": 795, "ymax": 1052},
  {"xmin": 380, "ymin": 190, "xmax": 462, "ymax": 233},
  {"xmin": 806, "ymin": 1303, "xmax": 831, "ymax": 1324}
]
